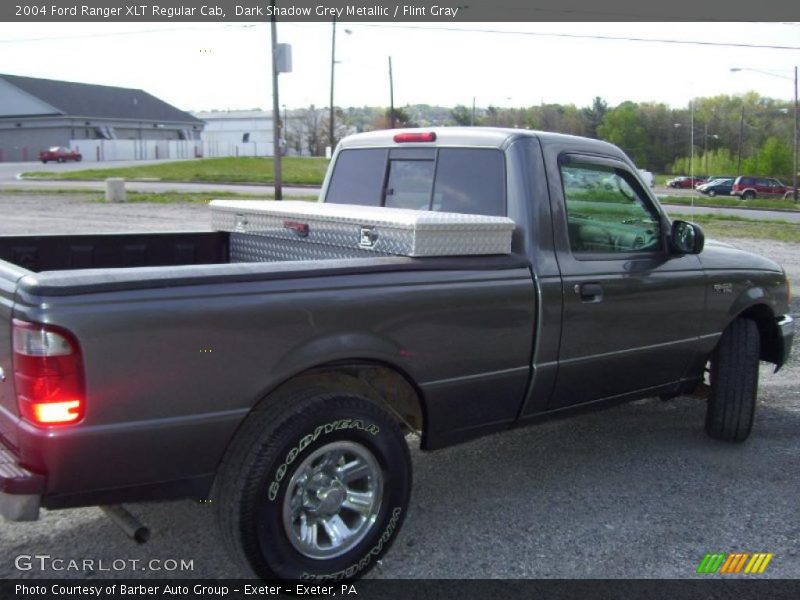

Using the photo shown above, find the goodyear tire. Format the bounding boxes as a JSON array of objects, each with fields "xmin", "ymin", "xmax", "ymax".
[
  {"xmin": 705, "ymin": 319, "xmax": 760, "ymax": 442},
  {"xmin": 214, "ymin": 391, "xmax": 411, "ymax": 581}
]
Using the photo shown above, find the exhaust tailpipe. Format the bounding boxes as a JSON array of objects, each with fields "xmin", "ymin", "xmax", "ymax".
[{"xmin": 100, "ymin": 505, "xmax": 150, "ymax": 544}]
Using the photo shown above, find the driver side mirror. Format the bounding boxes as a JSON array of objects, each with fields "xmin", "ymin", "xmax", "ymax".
[{"xmin": 670, "ymin": 220, "xmax": 705, "ymax": 255}]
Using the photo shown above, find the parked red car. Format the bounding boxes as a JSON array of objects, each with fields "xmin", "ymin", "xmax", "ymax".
[
  {"xmin": 39, "ymin": 146, "xmax": 82, "ymax": 163},
  {"xmin": 666, "ymin": 175, "xmax": 706, "ymax": 189},
  {"xmin": 730, "ymin": 176, "xmax": 793, "ymax": 200}
]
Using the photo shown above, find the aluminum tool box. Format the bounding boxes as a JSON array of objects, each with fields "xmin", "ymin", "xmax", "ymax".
[{"xmin": 210, "ymin": 200, "xmax": 515, "ymax": 262}]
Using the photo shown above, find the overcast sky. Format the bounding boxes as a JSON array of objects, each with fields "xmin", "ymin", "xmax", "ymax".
[{"xmin": 1, "ymin": 21, "xmax": 798, "ymax": 112}]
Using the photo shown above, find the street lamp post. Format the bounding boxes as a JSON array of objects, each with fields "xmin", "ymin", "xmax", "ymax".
[
  {"xmin": 731, "ymin": 66, "xmax": 798, "ymax": 201},
  {"xmin": 270, "ymin": 1, "xmax": 282, "ymax": 200},
  {"xmin": 329, "ymin": 19, "xmax": 336, "ymax": 155},
  {"xmin": 328, "ymin": 21, "xmax": 353, "ymax": 156}
]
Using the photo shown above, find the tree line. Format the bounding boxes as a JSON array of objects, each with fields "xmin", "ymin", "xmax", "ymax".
[{"xmin": 284, "ymin": 93, "xmax": 796, "ymax": 180}]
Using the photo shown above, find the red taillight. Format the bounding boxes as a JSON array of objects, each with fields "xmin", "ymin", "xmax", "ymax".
[
  {"xmin": 393, "ymin": 132, "xmax": 436, "ymax": 143},
  {"xmin": 12, "ymin": 319, "xmax": 85, "ymax": 426}
]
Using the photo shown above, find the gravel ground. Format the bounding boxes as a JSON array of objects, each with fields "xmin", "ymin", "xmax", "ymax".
[{"xmin": 0, "ymin": 194, "xmax": 798, "ymax": 580}]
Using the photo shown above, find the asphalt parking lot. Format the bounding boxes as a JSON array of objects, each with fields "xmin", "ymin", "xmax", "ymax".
[{"xmin": 0, "ymin": 193, "xmax": 798, "ymax": 580}]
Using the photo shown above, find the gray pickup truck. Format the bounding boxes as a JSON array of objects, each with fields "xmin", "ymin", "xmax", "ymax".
[{"xmin": 0, "ymin": 128, "xmax": 794, "ymax": 581}]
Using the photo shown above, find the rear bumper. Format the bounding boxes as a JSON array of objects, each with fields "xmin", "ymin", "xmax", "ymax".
[{"xmin": 0, "ymin": 441, "xmax": 44, "ymax": 521}]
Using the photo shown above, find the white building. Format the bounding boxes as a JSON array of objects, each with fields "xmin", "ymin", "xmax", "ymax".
[{"xmin": 193, "ymin": 109, "xmax": 277, "ymax": 157}]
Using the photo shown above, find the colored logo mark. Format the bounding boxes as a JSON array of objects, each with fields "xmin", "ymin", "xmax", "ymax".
[{"xmin": 697, "ymin": 552, "xmax": 774, "ymax": 575}]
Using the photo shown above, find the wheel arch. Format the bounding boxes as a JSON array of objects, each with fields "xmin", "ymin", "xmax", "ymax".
[
  {"xmin": 262, "ymin": 359, "xmax": 427, "ymax": 437},
  {"xmin": 217, "ymin": 358, "xmax": 428, "ymax": 474},
  {"xmin": 735, "ymin": 303, "xmax": 784, "ymax": 366}
]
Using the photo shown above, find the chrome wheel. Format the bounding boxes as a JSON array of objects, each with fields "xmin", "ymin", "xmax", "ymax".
[{"xmin": 282, "ymin": 441, "xmax": 383, "ymax": 560}]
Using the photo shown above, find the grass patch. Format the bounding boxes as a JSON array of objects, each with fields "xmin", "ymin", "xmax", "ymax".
[
  {"xmin": 21, "ymin": 157, "xmax": 330, "ymax": 186},
  {"xmin": 659, "ymin": 195, "xmax": 799, "ymax": 211},
  {"xmin": 1, "ymin": 187, "xmax": 104, "ymax": 195},
  {"xmin": 672, "ymin": 213, "xmax": 800, "ymax": 243}
]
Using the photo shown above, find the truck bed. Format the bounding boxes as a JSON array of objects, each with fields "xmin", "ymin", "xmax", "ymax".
[{"xmin": 0, "ymin": 231, "xmax": 230, "ymax": 273}]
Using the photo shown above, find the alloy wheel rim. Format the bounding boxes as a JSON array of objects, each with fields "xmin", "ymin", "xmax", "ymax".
[{"xmin": 281, "ymin": 440, "xmax": 383, "ymax": 560}]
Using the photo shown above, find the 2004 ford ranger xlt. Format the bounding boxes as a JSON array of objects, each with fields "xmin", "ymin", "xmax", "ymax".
[{"xmin": 0, "ymin": 128, "xmax": 794, "ymax": 580}]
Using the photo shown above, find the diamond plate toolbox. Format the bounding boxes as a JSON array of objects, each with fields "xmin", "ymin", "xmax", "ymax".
[{"xmin": 210, "ymin": 200, "xmax": 515, "ymax": 261}]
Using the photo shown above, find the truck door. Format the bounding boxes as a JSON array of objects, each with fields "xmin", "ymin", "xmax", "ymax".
[{"xmin": 547, "ymin": 154, "xmax": 705, "ymax": 410}]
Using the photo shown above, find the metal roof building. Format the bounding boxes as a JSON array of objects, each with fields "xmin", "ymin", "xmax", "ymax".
[{"xmin": 0, "ymin": 74, "xmax": 204, "ymax": 161}]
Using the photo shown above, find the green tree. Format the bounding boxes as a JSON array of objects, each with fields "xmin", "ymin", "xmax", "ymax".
[
  {"xmin": 582, "ymin": 96, "xmax": 608, "ymax": 138},
  {"xmin": 597, "ymin": 102, "xmax": 648, "ymax": 166},
  {"xmin": 743, "ymin": 137, "xmax": 793, "ymax": 180},
  {"xmin": 385, "ymin": 107, "xmax": 414, "ymax": 128},
  {"xmin": 450, "ymin": 105, "xmax": 473, "ymax": 126}
]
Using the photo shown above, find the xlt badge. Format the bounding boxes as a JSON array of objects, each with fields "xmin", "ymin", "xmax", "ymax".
[{"xmin": 713, "ymin": 283, "xmax": 733, "ymax": 294}]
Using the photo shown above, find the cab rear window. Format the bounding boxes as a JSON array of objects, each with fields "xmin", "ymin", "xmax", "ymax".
[{"xmin": 325, "ymin": 147, "xmax": 506, "ymax": 217}]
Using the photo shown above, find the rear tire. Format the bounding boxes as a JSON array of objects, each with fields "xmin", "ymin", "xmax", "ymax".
[
  {"xmin": 742, "ymin": 190, "xmax": 756, "ymax": 200},
  {"xmin": 214, "ymin": 391, "xmax": 411, "ymax": 581},
  {"xmin": 708, "ymin": 190, "xmax": 716, "ymax": 197},
  {"xmin": 705, "ymin": 319, "xmax": 760, "ymax": 442}
]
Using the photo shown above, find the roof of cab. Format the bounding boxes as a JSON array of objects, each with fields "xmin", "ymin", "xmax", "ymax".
[{"xmin": 337, "ymin": 126, "xmax": 622, "ymax": 157}]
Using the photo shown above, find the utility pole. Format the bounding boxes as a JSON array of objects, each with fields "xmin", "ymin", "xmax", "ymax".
[
  {"xmin": 282, "ymin": 104, "xmax": 288, "ymax": 154},
  {"xmin": 270, "ymin": 1, "xmax": 282, "ymax": 200},
  {"xmin": 471, "ymin": 97, "xmax": 475, "ymax": 126},
  {"xmin": 329, "ymin": 18, "xmax": 337, "ymax": 155},
  {"xmin": 389, "ymin": 56, "xmax": 396, "ymax": 129},
  {"xmin": 793, "ymin": 65, "xmax": 798, "ymax": 201},
  {"xmin": 689, "ymin": 100, "xmax": 694, "ymax": 179}
]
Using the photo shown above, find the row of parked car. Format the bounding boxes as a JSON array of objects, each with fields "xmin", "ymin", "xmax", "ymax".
[{"xmin": 666, "ymin": 175, "xmax": 796, "ymax": 200}]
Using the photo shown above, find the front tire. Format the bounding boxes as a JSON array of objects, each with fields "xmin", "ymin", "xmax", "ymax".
[
  {"xmin": 214, "ymin": 391, "xmax": 411, "ymax": 581},
  {"xmin": 708, "ymin": 190, "xmax": 716, "ymax": 197},
  {"xmin": 705, "ymin": 319, "xmax": 760, "ymax": 442}
]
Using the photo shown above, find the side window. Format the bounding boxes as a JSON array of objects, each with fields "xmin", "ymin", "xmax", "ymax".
[
  {"xmin": 756, "ymin": 178, "xmax": 770, "ymax": 187},
  {"xmin": 561, "ymin": 163, "xmax": 662, "ymax": 255}
]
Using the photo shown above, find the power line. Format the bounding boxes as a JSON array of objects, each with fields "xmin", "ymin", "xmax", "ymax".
[
  {"xmin": 3, "ymin": 22, "xmax": 798, "ymax": 51},
  {"xmin": 0, "ymin": 24, "xmax": 251, "ymax": 44},
  {"xmin": 358, "ymin": 23, "xmax": 800, "ymax": 51}
]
